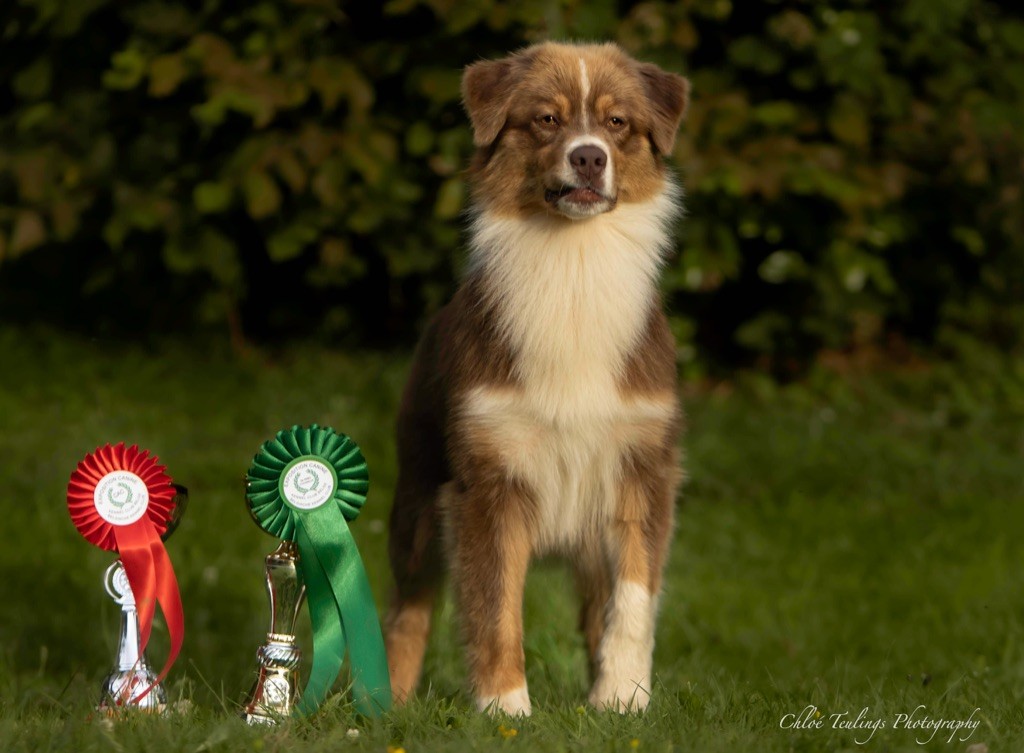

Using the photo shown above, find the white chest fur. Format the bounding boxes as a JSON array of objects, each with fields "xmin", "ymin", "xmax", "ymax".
[{"xmin": 463, "ymin": 188, "xmax": 679, "ymax": 552}]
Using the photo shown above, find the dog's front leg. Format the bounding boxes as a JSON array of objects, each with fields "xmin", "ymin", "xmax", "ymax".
[
  {"xmin": 446, "ymin": 476, "xmax": 533, "ymax": 717},
  {"xmin": 589, "ymin": 456, "xmax": 676, "ymax": 713}
]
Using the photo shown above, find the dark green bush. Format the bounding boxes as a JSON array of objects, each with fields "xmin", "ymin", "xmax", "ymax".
[{"xmin": 1, "ymin": 0, "xmax": 1021, "ymax": 371}]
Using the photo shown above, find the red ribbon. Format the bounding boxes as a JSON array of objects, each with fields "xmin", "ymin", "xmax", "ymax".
[{"xmin": 67, "ymin": 443, "xmax": 184, "ymax": 704}]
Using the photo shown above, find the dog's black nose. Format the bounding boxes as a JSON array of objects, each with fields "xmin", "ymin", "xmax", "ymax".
[{"xmin": 569, "ymin": 145, "xmax": 607, "ymax": 182}]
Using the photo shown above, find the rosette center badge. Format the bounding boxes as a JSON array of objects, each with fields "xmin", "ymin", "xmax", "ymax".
[
  {"xmin": 94, "ymin": 471, "xmax": 150, "ymax": 525},
  {"xmin": 280, "ymin": 458, "xmax": 336, "ymax": 511}
]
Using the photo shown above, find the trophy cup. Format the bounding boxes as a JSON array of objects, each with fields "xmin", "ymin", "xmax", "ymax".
[
  {"xmin": 241, "ymin": 539, "xmax": 307, "ymax": 723},
  {"xmin": 98, "ymin": 483, "xmax": 188, "ymax": 713}
]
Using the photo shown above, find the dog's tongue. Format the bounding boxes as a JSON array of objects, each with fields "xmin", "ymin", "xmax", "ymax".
[
  {"xmin": 565, "ymin": 187, "xmax": 603, "ymax": 203},
  {"xmin": 545, "ymin": 186, "xmax": 604, "ymax": 204}
]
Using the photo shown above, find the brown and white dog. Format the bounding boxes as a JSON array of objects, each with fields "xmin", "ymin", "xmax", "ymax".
[{"xmin": 385, "ymin": 41, "xmax": 689, "ymax": 716}]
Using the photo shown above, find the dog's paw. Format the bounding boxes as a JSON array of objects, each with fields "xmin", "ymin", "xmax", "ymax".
[
  {"xmin": 476, "ymin": 685, "xmax": 532, "ymax": 717},
  {"xmin": 589, "ymin": 675, "xmax": 651, "ymax": 713}
]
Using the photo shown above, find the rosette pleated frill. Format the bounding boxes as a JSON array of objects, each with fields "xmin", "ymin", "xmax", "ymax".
[
  {"xmin": 246, "ymin": 425, "xmax": 391, "ymax": 717},
  {"xmin": 66, "ymin": 443, "xmax": 184, "ymax": 702}
]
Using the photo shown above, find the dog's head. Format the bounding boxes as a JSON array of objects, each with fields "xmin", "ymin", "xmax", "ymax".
[{"xmin": 462, "ymin": 42, "xmax": 689, "ymax": 220}]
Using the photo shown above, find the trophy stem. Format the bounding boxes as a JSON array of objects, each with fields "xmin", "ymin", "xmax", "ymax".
[
  {"xmin": 116, "ymin": 608, "xmax": 142, "ymax": 670},
  {"xmin": 99, "ymin": 560, "xmax": 167, "ymax": 713},
  {"xmin": 242, "ymin": 541, "xmax": 307, "ymax": 724}
]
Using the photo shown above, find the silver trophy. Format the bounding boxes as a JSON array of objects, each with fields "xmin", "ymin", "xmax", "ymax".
[
  {"xmin": 99, "ymin": 560, "xmax": 168, "ymax": 711},
  {"xmin": 98, "ymin": 483, "xmax": 188, "ymax": 713},
  {"xmin": 241, "ymin": 540, "xmax": 307, "ymax": 724}
]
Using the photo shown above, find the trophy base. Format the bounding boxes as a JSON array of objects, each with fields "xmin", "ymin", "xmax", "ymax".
[
  {"xmin": 98, "ymin": 668, "xmax": 167, "ymax": 714},
  {"xmin": 242, "ymin": 664, "xmax": 299, "ymax": 724}
]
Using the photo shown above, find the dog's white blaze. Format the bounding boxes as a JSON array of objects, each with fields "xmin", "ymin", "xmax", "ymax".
[
  {"xmin": 579, "ymin": 57, "xmax": 590, "ymax": 129},
  {"xmin": 477, "ymin": 683, "xmax": 532, "ymax": 717},
  {"xmin": 589, "ymin": 580, "xmax": 654, "ymax": 712},
  {"xmin": 554, "ymin": 56, "xmax": 617, "ymax": 217},
  {"xmin": 465, "ymin": 183, "xmax": 681, "ymax": 552}
]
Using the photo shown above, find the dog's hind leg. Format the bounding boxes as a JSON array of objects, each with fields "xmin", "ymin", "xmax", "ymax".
[
  {"xmin": 385, "ymin": 343, "xmax": 449, "ymax": 704},
  {"xmin": 385, "ymin": 475, "xmax": 443, "ymax": 704},
  {"xmin": 385, "ymin": 584, "xmax": 438, "ymax": 703}
]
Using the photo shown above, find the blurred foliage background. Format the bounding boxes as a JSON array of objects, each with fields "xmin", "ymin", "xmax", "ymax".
[{"xmin": 2, "ymin": 0, "xmax": 1022, "ymax": 375}]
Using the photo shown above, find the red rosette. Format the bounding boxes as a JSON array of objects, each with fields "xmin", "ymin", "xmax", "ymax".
[
  {"xmin": 67, "ymin": 443, "xmax": 184, "ymax": 704},
  {"xmin": 68, "ymin": 443, "xmax": 176, "ymax": 550}
]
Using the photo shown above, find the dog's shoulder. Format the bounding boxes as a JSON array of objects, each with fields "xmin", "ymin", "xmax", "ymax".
[{"xmin": 404, "ymin": 274, "xmax": 518, "ymax": 407}]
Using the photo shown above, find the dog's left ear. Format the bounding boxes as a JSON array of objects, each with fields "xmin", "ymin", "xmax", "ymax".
[
  {"xmin": 462, "ymin": 58, "xmax": 515, "ymax": 148},
  {"xmin": 637, "ymin": 62, "xmax": 690, "ymax": 156}
]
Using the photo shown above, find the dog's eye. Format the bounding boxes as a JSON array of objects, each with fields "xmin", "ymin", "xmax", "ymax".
[
  {"xmin": 608, "ymin": 116, "xmax": 627, "ymax": 129},
  {"xmin": 537, "ymin": 114, "xmax": 559, "ymax": 127}
]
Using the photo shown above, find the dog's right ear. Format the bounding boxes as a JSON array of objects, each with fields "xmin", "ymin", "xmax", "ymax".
[{"xmin": 462, "ymin": 58, "xmax": 515, "ymax": 148}]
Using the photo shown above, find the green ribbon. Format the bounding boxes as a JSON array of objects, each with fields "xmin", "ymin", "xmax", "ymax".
[{"xmin": 246, "ymin": 424, "xmax": 391, "ymax": 717}]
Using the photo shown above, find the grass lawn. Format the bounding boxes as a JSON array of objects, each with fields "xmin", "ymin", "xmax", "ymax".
[{"xmin": 1, "ymin": 326, "xmax": 1022, "ymax": 752}]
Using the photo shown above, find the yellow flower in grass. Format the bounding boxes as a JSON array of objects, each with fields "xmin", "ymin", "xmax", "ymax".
[
  {"xmin": 498, "ymin": 724, "xmax": 518, "ymax": 739},
  {"xmin": 630, "ymin": 740, "xmax": 640, "ymax": 749},
  {"xmin": 387, "ymin": 746, "xmax": 407, "ymax": 753}
]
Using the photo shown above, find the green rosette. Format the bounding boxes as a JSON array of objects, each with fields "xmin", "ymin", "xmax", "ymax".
[{"xmin": 246, "ymin": 424, "xmax": 391, "ymax": 717}]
